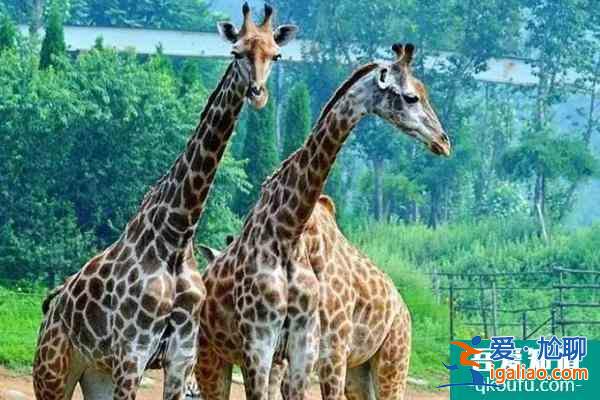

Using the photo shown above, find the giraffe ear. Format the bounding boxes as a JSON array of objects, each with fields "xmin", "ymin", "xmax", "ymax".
[
  {"xmin": 274, "ymin": 25, "xmax": 298, "ymax": 46},
  {"xmin": 377, "ymin": 66, "xmax": 391, "ymax": 90},
  {"xmin": 217, "ymin": 21, "xmax": 239, "ymax": 43},
  {"xmin": 318, "ymin": 195, "xmax": 336, "ymax": 216},
  {"xmin": 402, "ymin": 43, "xmax": 415, "ymax": 65},
  {"xmin": 225, "ymin": 235, "xmax": 235, "ymax": 245},
  {"xmin": 199, "ymin": 244, "xmax": 221, "ymax": 263}
]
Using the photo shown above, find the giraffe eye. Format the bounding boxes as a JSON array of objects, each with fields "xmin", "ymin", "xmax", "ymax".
[
  {"xmin": 403, "ymin": 93, "xmax": 419, "ymax": 104},
  {"xmin": 273, "ymin": 54, "xmax": 282, "ymax": 62}
]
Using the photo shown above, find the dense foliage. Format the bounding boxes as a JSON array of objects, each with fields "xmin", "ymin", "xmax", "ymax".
[
  {"xmin": 1, "ymin": 0, "xmax": 220, "ymax": 31},
  {"xmin": 39, "ymin": 0, "xmax": 65, "ymax": 69},
  {"xmin": 281, "ymin": 81, "xmax": 311, "ymax": 160},
  {"xmin": 234, "ymin": 97, "xmax": 279, "ymax": 215},
  {"xmin": 0, "ymin": 23, "xmax": 247, "ymax": 284}
]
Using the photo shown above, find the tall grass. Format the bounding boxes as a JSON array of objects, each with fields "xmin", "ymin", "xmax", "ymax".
[
  {"xmin": 345, "ymin": 217, "xmax": 600, "ymax": 273},
  {"xmin": 344, "ymin": 218, "xmax": 600, "ymax": 378},
  {"xmin": 0, "ymin": 286, "xmax": 44, "ymax": 370}
]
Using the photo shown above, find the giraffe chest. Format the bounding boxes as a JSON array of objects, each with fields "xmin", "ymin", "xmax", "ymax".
[
  {"xmin": 58, "ymin": 257, "xmax": 177, "ymax": 363},
  {"xmin": 201, "ymin": 249, "xmax": 320, "ymax": 364}
]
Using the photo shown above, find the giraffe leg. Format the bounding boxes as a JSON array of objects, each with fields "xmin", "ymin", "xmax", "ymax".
[
  {"xmin": 163, "ymin": 272, "xmax": 204, "ymax": 400},
  {"xmin": 370, "ymin": 312, "xmax": 411, "ymax": 400},
  {"xmin": 241, "ymin": 334, "xmax": 279, "ymax": 400},
  {"xmin": 33, "ymin": 312, "xmax": 83, "ymax": 400},
  {"xmin": 345, "ymin": 364, "xmax": 376, "ymax": 400},
  {"xmin": 162, "ymin": 332, "xmax": 198, "ymax": 400},
  {"xmin": 317, "ymin": 344, "xmax": 347, "ymax": 400},
  {"xmin": 268, "ymin": 359, "xmax": 288, "ymax": 400},
  {"xmin": 80, "ymin": 369, "xmax": 113, "ymax": 400},
  {"xmin": 112, "ymin": 355, "xmax": 146, "ymax": 400},
  {"xmin": 194, "ymin": 339, "xmax": 233, "ymax": 400},
  {"xmin": 184, "ymin": 373, "xmax": 200, "ymax": 399},
  {"xmin": 284, "ymin": 312, "xmax": 320, "ymax": 400}
]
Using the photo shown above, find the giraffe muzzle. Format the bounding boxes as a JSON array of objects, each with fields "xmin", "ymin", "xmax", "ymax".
[
  {"xmin": 429, "ymin": 133, "xmax": 451, "ymax": 157},
  {"xmin": 246, "ymin": 83, "xmax": 268, "ymax": 109},
  {"xmin": 247, "ymin": 83, "xmax": 265, "ymax": 99}
]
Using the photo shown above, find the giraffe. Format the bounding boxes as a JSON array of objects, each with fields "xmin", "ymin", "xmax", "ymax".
[
  {"xmin": 197, "ymin": 194, "xmax": 413, "ymax": 400},
  {"xmin": 32, "ymin": 4, "xmax": 298, "ymax": 400},
  {"xmin": 274, "ymin": 194, "xmax": 412, "ymax": 400},
  {"xmin": 194, "ymin": 42, "xmax": 450, "ymax": 400}
]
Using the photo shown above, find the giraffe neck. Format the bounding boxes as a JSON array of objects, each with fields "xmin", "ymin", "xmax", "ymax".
[
  {"xmin": 130, "ymin": 61, "xmax": 248, "ymax": 252},
  {"xmin": 263, "ymin": 64, "xmax": 378, "ymax": 240}
]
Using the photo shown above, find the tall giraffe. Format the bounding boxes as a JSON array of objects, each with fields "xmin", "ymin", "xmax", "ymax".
[
  {"xmin": 197, "ymin": 195, "xmax": 413, "ymax": 400},
  {"xmin": 195, "ymin": 43, "xmax": 450, "ymax": 400},
  {"xmin": 32, "ymin": 4, "xmax": 298, "ymax": 400}
]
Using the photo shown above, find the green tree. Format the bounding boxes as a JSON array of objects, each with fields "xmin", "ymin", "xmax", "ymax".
[
  {"xmin": 39, "ymin": 1, "xmax": 65, "ymax": 69},
  {"xmin": 516, "ymin": 0, "xmax": 593, "ymax": 239},
  {"xmin": 0, "ymin": 45, "xmax": 95, "ymax": 283},
  {"xmin": 281, "ymin": 81, "xmax": 311, "ymax": 159},
  {"xmin": 68, "ymin": 0, "xmax": 218, "ymax": 31},
  {"xmin": 0, "ymin": 12, "xmax": 16, "ymax": 52},
  {"xmin": 180, "ymin": 58, "xmax": 200, "ymax": 95},
  {"xmin": 0, "ymin": 42, "xmax": 248, "ymax": 281},
  {"xmin": 501, "ymin": 126, "xmax": 597, "ymax": 223},
  {"xmin": 235, "ymin": 100, "xmax": 279, "ymax": 215}
]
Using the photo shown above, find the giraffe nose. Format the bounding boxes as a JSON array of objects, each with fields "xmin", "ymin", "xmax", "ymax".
[
  {"xmin": 431, "ymin": 132, "xmax": 451, "ymax": 156},
  {"xmin": 248, "ymin": 83, "xmax": 263, "ymax": 98}
]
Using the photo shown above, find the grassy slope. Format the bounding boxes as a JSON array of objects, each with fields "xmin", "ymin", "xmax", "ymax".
[{"xmin": 0, "ymin": 287, "xmax": 43, "ymax": 370}]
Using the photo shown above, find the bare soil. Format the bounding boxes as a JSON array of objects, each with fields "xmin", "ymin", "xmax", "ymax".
[{"xmin": 0, "ymin": 367, "xmax": 448, "ymax": 400}]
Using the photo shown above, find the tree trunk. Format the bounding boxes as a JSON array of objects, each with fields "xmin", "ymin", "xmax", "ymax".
[
  {"xmin": 372, "ymin": 159, "xmax": 385, "ymax": 221},
  {"xmin": 29, "ymin": 0, "xmax": 45, "ymax": 37},
  {"xmin": 410, "ymin": 200, "xmax": 419, "ymax": 223},
  {"xmin": 583, "ymin": 59, "xmax": 599, "ymax": 146},
  {"xmin": 564, "ymin": 61, "xmax": 600, "ymax": 210},
  {"xmin": 534, "ymin": 172, "xmax": 549, "ymax": 243},
  {"xmin": 428, "ymin": 188, "xmax": 440, "ymax": 229}
]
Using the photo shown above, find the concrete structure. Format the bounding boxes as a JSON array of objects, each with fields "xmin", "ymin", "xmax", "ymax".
[{"xmin": 19, "ymin": 24, "xmax": 553, "ymax": 86}]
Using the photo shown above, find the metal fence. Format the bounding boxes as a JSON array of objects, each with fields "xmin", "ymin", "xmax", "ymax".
[{"xmin": 428, "ymin": 266, "xmax": 600, "ymax": 340}]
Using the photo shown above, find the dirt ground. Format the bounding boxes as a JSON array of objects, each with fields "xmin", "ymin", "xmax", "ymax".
[{"xmin": 0, "ymin": 367, "xmax": 448, "ymax": 400}]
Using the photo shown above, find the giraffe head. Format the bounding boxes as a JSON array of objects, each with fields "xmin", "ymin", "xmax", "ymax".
[
  {"xmin": 371, "ymin": 43, "xmax": 451, "ymax": 156},
  {"xmin": 217, "ymin": 3, "xmax": 298, "ymax": 109}
]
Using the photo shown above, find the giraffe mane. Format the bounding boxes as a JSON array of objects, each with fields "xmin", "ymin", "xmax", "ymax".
[
  {"xmin": 142, "ymin": 62, "xmax": 236, "ymax": 204},
  {"xmin": 316, "ymin": 63, "xmax": 379, "ymax": 125},
  {"xmin": 262, "ymin": 63, "xmax": 379, "ymax": 188},
  {"xmin": 199, "ymin": 62, "xmax": 235, "ymax": 122}
]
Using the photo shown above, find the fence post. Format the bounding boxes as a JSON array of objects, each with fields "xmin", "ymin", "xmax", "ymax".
[
  {"xmin": 479, "ymin": 275, "xmax": 488, "ymax": 338},
  {"xmin": 491, "ymin": 280, "xmax": 498, "ymax": 336},
  {"xmin": 432, "ymin": 268, "xmax": 440, "ymax": 304},
  {"xmin": 559, "ymin": 268, "xmax": 565, "ymax": 336},
  {"xmin": 449, "ymin": 282, "xmax": 454, "ymax": 341},
  {"xmin": 522, "ymin": 312, "xmax": 527, "ymax": 340}
]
